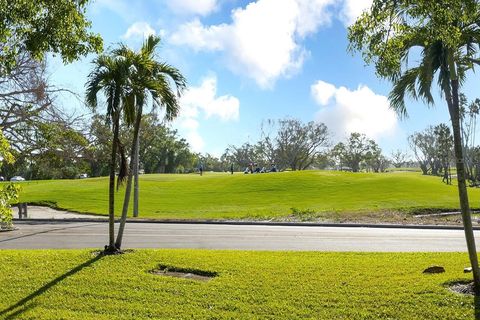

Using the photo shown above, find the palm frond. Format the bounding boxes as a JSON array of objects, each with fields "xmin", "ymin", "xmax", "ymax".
[
  {"xmin": 389, "ymin": 67, "xmax": 421, "ymax": 118},
  {"xmin": 116, "ymin": 139, "xmax": 129, "ymax": 189},
  {"xmin": 141, "ymin": 35, "xmax": 161, "ymax": 57}
]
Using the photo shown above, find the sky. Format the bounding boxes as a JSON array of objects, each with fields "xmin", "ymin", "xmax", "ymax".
[{"xmin": 48, "ymin": 0, "xmax": 480, "ymax": 158}]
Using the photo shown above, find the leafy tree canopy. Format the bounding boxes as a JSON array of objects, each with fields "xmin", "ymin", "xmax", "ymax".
[
  {"xmin": 0, "ymin": 0, "xmax": 103, "ymax": 74},
  {"xmin": 349, "ymin": 0, "xmax": 479, "ymax": 80}
]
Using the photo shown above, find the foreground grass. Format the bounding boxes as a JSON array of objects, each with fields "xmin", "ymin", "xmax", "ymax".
[
  {"xmin": 0, "ymin": 249, "xmax": 477, "ymax": 319},
  {"xmin": 16, "ymin": 170, "xmax": 480, "ymax": 220}
]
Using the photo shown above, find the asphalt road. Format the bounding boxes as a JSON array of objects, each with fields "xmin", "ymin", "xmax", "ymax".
[{"xmin": 1, "ymin": 221, "xmax": 479, "ymax": 251}]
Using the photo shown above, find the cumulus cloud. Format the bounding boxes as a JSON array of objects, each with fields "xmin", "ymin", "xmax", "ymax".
[
  {"xmin": 339, "ymin": 0, "xmax": 372, "ymax": 26},
  {"xmin": 170, "ymin": 0, "xmax": 335, "ymax": 88},
  {"xmin": 178, "ymin": 118, "xmax": 205, "ymax": 152},
  {"xmin": 123, "ymin": 22, "xmax": 156, "ymax": 40},
  {"xmin": 166, "ymin": 0, "xmax": 218, "ymax": 16},
  {"xmin": 176, "ymin": 75, "xmax": 240, "ymax": 151},
  {"xmin": 311, "ymin": 80, "xmax": 398, "ymax": 140},
  {"xmin": 180, "ymin": 75, "xmax": 239, "ymax": 121}
]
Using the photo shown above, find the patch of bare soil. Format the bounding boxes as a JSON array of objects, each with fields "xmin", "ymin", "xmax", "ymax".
[
  {"xmin": 150, "ymin": 265, "xmax": 217, "ymax": 282},
  {"xmin": 279, "ymin": 209, "xmax": 480, "ymax": 226},
  {"xmin": 449, "ymin": 281, "xmax": 477, "ymax": 295}
]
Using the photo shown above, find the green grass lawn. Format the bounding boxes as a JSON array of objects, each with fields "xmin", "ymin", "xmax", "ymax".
[
  {"xmin": 0, "ymin": 249, "xmax": 477, "ymax": 319},
  {"xmin": 14, "ymin": 170, "xmax": 480, "ymax": 220}
]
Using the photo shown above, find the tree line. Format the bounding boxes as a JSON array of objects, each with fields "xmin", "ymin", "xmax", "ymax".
[{"xmin": 3, "ymin": 49, "xmax": 478, "ymax": 183}]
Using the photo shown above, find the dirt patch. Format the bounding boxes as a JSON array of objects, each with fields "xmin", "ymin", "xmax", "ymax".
[
  {"xmin": 91, "ymin": 249, "xmax": 135, "ymax": 256},
  {"xmin": 150, "ymin": 265, "xmax": 217, "ymax": 282},
  {"xmin": 449, "ymin": 281, "xmax": 477, "ymax": 295}
]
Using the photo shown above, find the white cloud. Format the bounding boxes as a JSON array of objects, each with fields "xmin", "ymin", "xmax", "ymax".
[
  {"xmin": 170, "ymin": 0, "xmax": 335, "ymax": 88},
  {"xmin": 339, "ymin": 0, "xmax": 372, "ymax": 26},
  {"xmin": 123, "ymin": 22, "xmax": 156, "ymax": 40},
  {"xmin": 170, "ymin": 19, "xmax": 227, "ymax": 51},
  {"xmin": 180, "ymin": 75, "xmax": 239, "ymax": 121},
  {"xmin": 175, "ymin": 75, "xmax": 240, "ymax": 152},
  {"xmin": 178, "ymin": 118, "xmax": 205, "ymax": 152},
  {"xmin": 311, "ymin": 80, "xmax": 398, "ymax": 140},
  {"xmin": 90, "ymin": 0, "xmax": 145, "ymax": 23},
  {"xmin": 311, "ymin": 80, "xmax": 336, "ymax": 105},
  {"xmin": 166, "ymin": 0, "xmax": 218, "ymax": 16}
]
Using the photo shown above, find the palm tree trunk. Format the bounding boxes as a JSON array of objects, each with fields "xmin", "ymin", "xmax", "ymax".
[
  {"xmin": 115, "ymin": 105, "xmax": 142, "ymax": 249},
  {"xmin": 133, "ymin": 135, "xmax": 139, "ymax": 217},
  {"xmin": 449, "ymin": 79, "xmax": 480, "ymax": 294},
  {"xmin": 107, "ymin": 112, "xmax": 119, "ymax": 251}
]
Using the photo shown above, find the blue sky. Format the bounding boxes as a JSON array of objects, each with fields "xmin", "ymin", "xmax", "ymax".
[{"xmin": 49, "ymin": 0, "xmax": 479, "ymax": 157}]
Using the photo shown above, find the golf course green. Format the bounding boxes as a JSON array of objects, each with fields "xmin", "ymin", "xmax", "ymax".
[{"xmin": 14, "ymin": 170, "xmax": 480, "ymax": 220}]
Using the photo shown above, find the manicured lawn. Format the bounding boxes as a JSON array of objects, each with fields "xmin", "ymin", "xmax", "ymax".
[
  {"xmin": 14, "ymin": 170, "xmax": 480, "ymax": 220},
  {"xmin": 0, "ymin": 249, "xmax": 476, "ymax": 319}
]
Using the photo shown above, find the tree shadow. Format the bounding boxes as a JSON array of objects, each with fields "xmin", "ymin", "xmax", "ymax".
[
  {"xmin": 0, "ymin": 253, "xmax": 103, "ymax": 318},
  {"xmin": 0, "ymin": 222, "xmax": 98, "ymax": 243},
  {"xmin": 476, "ymin": 294, "xmax": 480, "ymax": 319}
]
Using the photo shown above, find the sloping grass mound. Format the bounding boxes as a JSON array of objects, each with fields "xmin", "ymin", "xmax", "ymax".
[
  {"xmin": 16, "ymin": 170, "xmax": 480, "ymax": 220},
  {"xmin": 0, "ymin": 249, "xmax": 476, "ymax": 319}
]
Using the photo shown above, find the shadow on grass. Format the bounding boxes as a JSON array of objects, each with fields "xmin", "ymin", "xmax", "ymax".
[
  {"xmin": 0, "ymin": 254, "xmax": 103, "ymax": 319},
  {"xmin": 476, "ymin": 295, "xmax": 480, "ymax": 320}
]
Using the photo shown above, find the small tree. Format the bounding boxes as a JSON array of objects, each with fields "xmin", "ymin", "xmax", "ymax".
[
  {"xmin": 331, "ymin": 133, "xmax": 376, "ymax": 172},
  {"xmin": 275, "ymin": 119, "xmax": 329, "ymax": 170},
  {"xmin": 408, "ymin": 127, "xmax": 437, "ymax": 175},
  {"xmin": 434, "ymin": 124, "xmax": 454, "ymax": 184},
  {"xmin": 0, "ymin": 131, "xmax": 19, "ymax": 230},
  {"xmin": 390, "ymin": 149, "xmax": 407, "ymax": 168}
]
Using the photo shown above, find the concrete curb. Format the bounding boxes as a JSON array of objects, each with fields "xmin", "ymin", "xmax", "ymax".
[{"xmin": 12, "ymin": 218, "xmax": 480, "ymax": 231}]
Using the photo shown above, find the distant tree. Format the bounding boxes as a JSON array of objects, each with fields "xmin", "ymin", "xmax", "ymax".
[
  {"xmin": 27, "ymin": 121, "xmax": 90, "ymax": 180},
  {"xmin": 390, "ymin": 150, "xmax": 408, "ymax": 168},
  {"xmin": 460, "ymin": 96, "xmax": 480, "ymax": 183},
  {"xmin": 198, "ymin": 153, "xmax": 224, "ymax": 172},
  {"xmin": 434, "ymin": 124, "xmax": 454, "ymax": 184},
  {"xmin": 275, "ymin": 119, "xmax": 329, "ymax": 170},
  {"xmin": 256, "ymin": 119, "xmax": 280, "ymax": 166},
  {"xmin": 223, "ymin": 143, "xmax": 258, "ymax": 170},
  {"xmin": 138, "ymin": 116, "xmax": 195, "ymax": 174},
  {"xmin": 365, "ymin": 143, "xmax": 389, "ymax": 173},
  {"xmin": 332, "ymin": 133, "xmax": 376, "ymax": 172},
  {"xmin": 313, "ymin": 152, "xmax": 333, "ymax": 170},
  {"xmin": 87, "ymin": 114, "xmax": 113, "ymax": 177},
  {"xmin": 467, "ymin": 147, "xmax": 480, "ymax": 186},
  {"xmin": 408, "ymin": 127, "xmax": 437, "ymax": 175}
]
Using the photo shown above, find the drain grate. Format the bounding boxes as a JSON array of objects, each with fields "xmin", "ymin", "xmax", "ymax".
[{"xmin": 150, "ymin": 265, "xmax": 218, "ymax": 282}]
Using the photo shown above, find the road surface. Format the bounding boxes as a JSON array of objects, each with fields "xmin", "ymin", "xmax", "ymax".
[{"xmin": 0, "ymin": 221, "xmax": 477, "ymax": 251}]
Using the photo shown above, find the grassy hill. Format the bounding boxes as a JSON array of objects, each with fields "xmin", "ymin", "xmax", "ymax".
[{"xmin": 14, "ymin": 170, "xmax": 480, "ymax": 221}]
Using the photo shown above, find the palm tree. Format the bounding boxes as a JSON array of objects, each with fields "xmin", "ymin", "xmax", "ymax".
[
  {"xmin": 85, "ymin": 54, "xmax": 130, "ymax": 253},
  {"xmin": 349, "ymin": 0, "xmax": 480, "ymax": 292},
  {"xmin": 388, "ymin": 41, "xmax": 480, "ymax": 291},
  {"xmin": 114, "ymin": 35, "xmax": 187, "ymax": 249}
]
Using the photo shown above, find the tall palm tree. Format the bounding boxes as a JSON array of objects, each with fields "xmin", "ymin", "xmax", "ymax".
[
  {"xmin": 114, "ymin": 35, "xmax": 187, "ymax": 249},
  {"xmin": 388, "ymin": 40, "xmax": 480, "ymax": 291},
  {"xmin": 349, "ymin": 0, "xmax": 480, "ymax": 292},
  {"xmin": 85, "ymin": 54, "xmax": 130, "ymax": 253}
]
